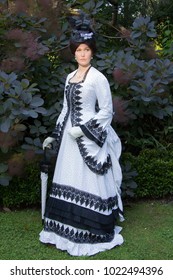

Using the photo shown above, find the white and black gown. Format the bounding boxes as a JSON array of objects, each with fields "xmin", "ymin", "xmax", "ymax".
[{"xmin": 39, "ymin": 66, "xmax": 124, "ymax": 256}]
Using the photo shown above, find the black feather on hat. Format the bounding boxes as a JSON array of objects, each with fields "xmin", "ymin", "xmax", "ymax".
[{"xmin": 68, "ymin": 10, "xmax": 95, "ymax": 43}]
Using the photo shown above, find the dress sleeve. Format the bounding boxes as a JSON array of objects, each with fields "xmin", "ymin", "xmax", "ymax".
[{"xmin": 80, "ymin": 75, "xmax": 113, "ymax": 147}]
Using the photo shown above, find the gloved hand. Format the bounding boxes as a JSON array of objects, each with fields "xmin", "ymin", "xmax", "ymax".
[
  {"xmin": 68, "ymin": 126, "xmax": 84, "ymax": 139},
  {"xmin": 42, "ymin": 136, "xmax": 55, "ymax": 150}
]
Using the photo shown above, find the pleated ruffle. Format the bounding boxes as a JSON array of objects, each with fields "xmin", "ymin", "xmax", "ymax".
[
  {"xmin": 39, "ymin": 224, "xmax": 123, "ymax": 256},
  {"xmin": 44, "ymin": 196, "xmax": 120, "ymax": 235}
]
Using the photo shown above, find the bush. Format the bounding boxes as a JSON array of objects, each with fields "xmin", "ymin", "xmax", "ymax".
[
  {"xmin": 126, "ymin": 148, "xmax": 173, "ymax": 198},
  {"xmin": 0, "ymin": 160, "xmax": 43, "ymax": 208},
  {"xmin": 0, "ymin": 149, "xmax": 56, "ymax": 208},
  {"xmin": 1, "ymin": 2, "xmax": 173, "ymax": 205}
]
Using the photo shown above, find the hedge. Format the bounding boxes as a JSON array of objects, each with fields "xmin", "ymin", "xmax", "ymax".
[
  {"xmin": 0, "ymin": 157, "xmax": 54, "ymax": 208},
  {"xmin": 129, "ymin": 148, "xmax": 173, "ymax": 198}
]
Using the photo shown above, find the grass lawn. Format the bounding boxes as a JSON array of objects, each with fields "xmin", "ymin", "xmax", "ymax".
[{"xmin": 0, "ymin": 200, "xmax": 173, "ymax": 260}]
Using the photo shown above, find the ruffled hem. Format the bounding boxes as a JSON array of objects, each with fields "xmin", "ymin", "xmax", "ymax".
[{"xmin": 39, "ymin": 226, "xmax": 123, "ymax": 256}]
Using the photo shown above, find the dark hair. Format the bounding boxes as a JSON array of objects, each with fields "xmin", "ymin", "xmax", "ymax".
[{"xmin": 69, "ymin": 38, "xmax": 97, "ymax": 55}]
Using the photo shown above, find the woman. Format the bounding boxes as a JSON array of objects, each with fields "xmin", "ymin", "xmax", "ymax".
[{"xmin": 39, "ymin": 19, "xmax": 124, "ymax": 256}]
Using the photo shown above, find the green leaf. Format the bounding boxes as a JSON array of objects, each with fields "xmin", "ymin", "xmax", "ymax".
[
  {"xmin": 0, "ymin": 71, "xmax": 8, "ymax": 82},
  {"xmin": 146, "ymin": 31, "xmax": 157, "ymax": 38},
  {"xmin": 28, "ymin": 110, "xmax": 38, "ymax": 118},
  {"xmin": 25, "ymin": 137, "xmax": 33, "ymax": 144},
  {"xmin": 96, "ymin": 1, "xmax": 104, "ymax": 9},
  {"xmin": 164, "ymin": 30, "xmax": 171, "ymax": 36},
  {"xmin": 21, "ymin": 79, "xmax": 30, "ymax": 89},
  {"xmin": 0, "ymin": 176, "xmax": 11, "ymax": 186},
  {"xmin": 37, "ymin": 17, "xmax": 47, "ymax": 24},
  {"xmin": 96, "ymin": 60, "xmax": 105, "ymax": 67},
  {"xmin": 14, "ymin": 42, "xmax": 22, "ymax": 48},
  {"xmin": 0, "ymin": 163, "xmax": 8, "ymax": 173},
  {"xmin": 30, "ymin": 96, "xmax": 44, "ymax": 107},
  {"xmin": 14, "ymin": 124, "xmax": 27, "ymax": 132},
  {"xmin": 141, "ymin": 96, "xmax": 152, "ymax": 102},
  {"xmin": 131, "ymin": 31, "xmax": 142, "ymax": 38},
  {"xmin": 35, "ymin": 107, "xmax": 47, "ymax": 115},
  {"xmin": 0, "ymin": 118, "xmax": 11, "ymax": 132},
  {"xmin": 22, "ymin": 92, "xmax": 32, "ymax": 104},
  {"xmin": 8, "ymin": 72, "xmax": 18, "ymax": 84}
]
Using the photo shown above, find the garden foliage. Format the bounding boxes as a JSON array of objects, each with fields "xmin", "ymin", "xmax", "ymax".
[
  {"xmin": 0, "ymin": 0, "xmax": 173, "ymax": 204},
  {"xmin": 125, "ymin": 149, "xmax": 173, "ymax": 198}
]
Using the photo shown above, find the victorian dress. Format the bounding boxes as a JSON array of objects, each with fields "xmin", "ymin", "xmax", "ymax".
[{"xmin": 39, "ymin": 66, "xmax": 124, "ymax": 256}]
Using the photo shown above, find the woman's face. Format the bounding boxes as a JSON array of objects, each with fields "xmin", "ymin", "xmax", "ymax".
[{"xmin": 75, "ymin": 43, "xmax": 92, "ymax": 67}]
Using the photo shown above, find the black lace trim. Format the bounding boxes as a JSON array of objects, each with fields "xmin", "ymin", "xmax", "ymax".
[
  {"xmin": 51, "ymin": 122, "xmax": 64, "ymax": 151},
  {"xmin": 44, "ymin": 220, "xmax": 114, "ymax": 244},
  {"xmin": 70, "ymin": 84, "xmax": 83, "ymax": 126},
  {"xmin": 50, "ymin": 183, "xmax": 118, "ymax": 211},
  {"xmin": 45, "ymin": 197, "xmax": 119, "ymax": 235},
  {"xmin": 76, "ymin": 138, "xmax": 112, "ymax": 175},
  {"xmin": 51, "ymin": 86, "xmax": 71, "ymax": 149},
  {"xmin": 51, "ymin": 83, "xmax": 83, "ymax": 149},
  {"xmin": 81, "ymin": 119, "xmax": 107, "ymax": 147}
]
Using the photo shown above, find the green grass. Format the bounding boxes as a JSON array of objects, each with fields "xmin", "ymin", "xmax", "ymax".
[{"xmin": 0, "ymin": 200, "xmax": 173, "ymax": 260}]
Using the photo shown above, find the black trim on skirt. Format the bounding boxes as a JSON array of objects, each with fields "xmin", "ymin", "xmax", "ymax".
[{"xmin": 45, "ymin": 196, "xmax": 119, "ymax": 236}]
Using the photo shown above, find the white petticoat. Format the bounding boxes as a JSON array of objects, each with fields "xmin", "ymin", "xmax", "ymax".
[{"xmin": 40, "ymin": 225, "xmax": 123, "ymax": 256}]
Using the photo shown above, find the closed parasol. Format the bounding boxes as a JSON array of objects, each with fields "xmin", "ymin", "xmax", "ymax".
[{"xmin": 40, "ymin": 148, "xmax": 51, "ymax": 224}]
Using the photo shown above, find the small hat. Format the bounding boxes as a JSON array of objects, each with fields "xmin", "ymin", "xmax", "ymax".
[{"xmin": 69, "ymin": 10, "xmax": 95, "ymax": 43}]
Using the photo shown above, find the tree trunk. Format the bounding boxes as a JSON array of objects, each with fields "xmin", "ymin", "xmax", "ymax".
[{"xmin": 108, "ymin": 0, "xmax": 119, "ymax": 26}]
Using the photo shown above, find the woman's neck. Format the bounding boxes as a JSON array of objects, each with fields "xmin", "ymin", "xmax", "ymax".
[
  {"xmin": 69, "ymin": 65, "xmax": 91, "ymax": 83},
  {"xmin": 77, "ymin": 64, "xmax": 91, "ymax": 74}
]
